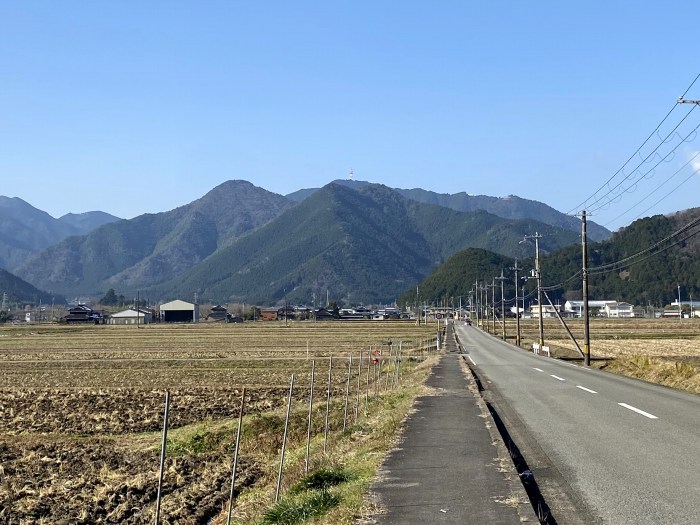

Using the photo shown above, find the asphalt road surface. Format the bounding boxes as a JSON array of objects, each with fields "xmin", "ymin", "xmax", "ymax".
[{"xmin": 454, "ymin": 322, "xmax": 700, "ymax": 525}]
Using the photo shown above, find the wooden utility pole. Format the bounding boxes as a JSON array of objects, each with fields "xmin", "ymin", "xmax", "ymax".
[
  {"xmin": 582, "ymin": 211, "xmax": 591, "ymax": 366},
  {"xmin": 496, "ymin": 269, "xmax": 508, "ymax": 341},
  {"xmin": 489, "ymin": 279, "xmax": 496, "ymax": 334},
  {"xmin": 524, "ymin": 233, "xmax": 544, "ymax": 347},
  {"xmin": 512, "ymin": 260, "xmax": 522, "ymax": 346}
]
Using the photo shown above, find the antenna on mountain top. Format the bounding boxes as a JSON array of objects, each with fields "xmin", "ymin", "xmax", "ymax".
[{"xmin": 348, "ymin": 168, "xmax": 354, "ymax": 181}]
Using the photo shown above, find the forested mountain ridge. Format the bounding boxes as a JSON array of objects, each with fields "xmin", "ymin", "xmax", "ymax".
[
  {"xmin": 0, "ymin": 267, "xmax": 64, "ymax": 306},
  {"xmin": 285, "ymin": 179, "xmax": 611, "ymax": 241},
  {"xmin": 401, "ymin": 208, "xmax": 700, "ymax": 308},
  {"xmin": 148, "ymin": 183, "xmax": 581, "ymax": 304},
  {"xmin": 13, "ymin": 181, "xmax": 291, "ymax": 295}
]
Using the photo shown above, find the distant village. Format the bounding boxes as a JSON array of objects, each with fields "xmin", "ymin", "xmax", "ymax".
[
  {"xmin": 42, "ymin": 301, "xmax": 414, "ymax": 325},
  {"xmin": 6, "ymin": 296, "xmax": 700, "ymax": 325}
]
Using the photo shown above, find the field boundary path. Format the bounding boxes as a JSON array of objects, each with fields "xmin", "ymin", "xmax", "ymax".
[{"xmin": 367, "ymin": 323, "xmax": 537, "ymax": 524}]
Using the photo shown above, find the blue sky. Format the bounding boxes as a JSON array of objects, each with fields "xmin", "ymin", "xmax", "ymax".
[{"xmin": 1, "ymin": 2, "xmax": 698, "ymax": 231}]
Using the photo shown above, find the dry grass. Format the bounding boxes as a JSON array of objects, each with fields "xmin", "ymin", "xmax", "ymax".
[{"xmin": 0, "ymin": 321, "xmax": 437, "ymax": 524}]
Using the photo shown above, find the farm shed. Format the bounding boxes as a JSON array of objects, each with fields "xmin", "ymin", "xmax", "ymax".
[
  {"xmin": 108, "ymin": 308, "xmax": 153, "ymax": 325},
  {"xmin": 160, "ymin": 300, "xmax": 200, "ymax": 323}
]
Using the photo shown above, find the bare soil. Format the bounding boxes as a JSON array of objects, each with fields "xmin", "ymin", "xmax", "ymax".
[{"xmin": 0, "ymin": 321, "xmax": 434, "ymax": 524}]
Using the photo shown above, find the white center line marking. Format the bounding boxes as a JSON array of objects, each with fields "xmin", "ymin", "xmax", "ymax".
[
  {"xmin": 576, "ymin": 385, "xmax": 598, "ymax": 394},
  {"xmin": 533, "ymin": 368, "xmax": 544, "ymax": 372},
  {"xmin": 618, "ymin": 403, "xmax": 658, "ymax": 419},
  {"xmin": 550, "ymin": 375, "xmax": 566, "ymax": 381},
  {"xmin": 468, "ymin": 355, "xmax": 476, "ymax": 365}
]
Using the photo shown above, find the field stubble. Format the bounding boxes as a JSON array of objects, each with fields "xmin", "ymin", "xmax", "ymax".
[{"xmin": 0, "ymin": 321, "xmax": 436, "ymax": 524}]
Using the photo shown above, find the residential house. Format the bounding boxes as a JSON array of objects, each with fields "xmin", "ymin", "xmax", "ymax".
[{"xmin": 64, "ymin": 304, "xmax": 103, "ymax": 324}]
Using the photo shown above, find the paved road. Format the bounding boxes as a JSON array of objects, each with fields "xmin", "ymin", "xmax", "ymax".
[
  {"xmin": 455, "ymin": 322, "xmax": 700, "ymax": 525},
  {"xmin": 369, "ymin": 329, "xmax": 536, "ymax": 524}
]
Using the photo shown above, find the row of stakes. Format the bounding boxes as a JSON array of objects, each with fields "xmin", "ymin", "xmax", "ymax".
[{"xmin": 152, "ymin": 337, "xmax": 440, "ymax": 525}]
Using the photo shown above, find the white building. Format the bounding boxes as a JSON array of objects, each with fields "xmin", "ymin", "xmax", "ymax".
[
  {"xmin": 108, "ymin": 307, "xmax": 153, "ymax": 325},
  {"xmin": 564, "ymin": 300, "xmax": 635, "ymax": 318},
  {"xmin": 605, "ymin": 302, "xmax": 634, "ymax": 318},
  {"xmin": 530, "ymin": 304, "xmax": 559, "ymax": 318}
]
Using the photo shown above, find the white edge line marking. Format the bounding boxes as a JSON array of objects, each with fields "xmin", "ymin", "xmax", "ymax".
[
  {"xmin": 533, "ymin": 367, "xmax": 544, "ymax": 372},
  {"xmin": 550, "ymin": 374, "xmax": 566, "ymax": 381},
  {"xmin": 618, "ymin": 403, "xmax": 658, "ymax": 419},
  {"xmin": 576, "ymin": 385, "xmax": 598, "ymax": 394},
  {"xmin": 467, "ymin": 355, "xmax": 476, "ymax": 366}
]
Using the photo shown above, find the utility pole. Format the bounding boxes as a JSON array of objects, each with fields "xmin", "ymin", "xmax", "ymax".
[
  {"xmin": 512, "ymin": 260, "xmax": 521, "ymax": 346},
  {"xmin": 678, "ymin": 284, "xmax": 682, "ymax": 321},
  {"xmin": 524, "ymin": 232, "xmax": 544, "ymax": 347},
  {"xmin": 476, "ymin": 282, "xmax": 481, "ymax": 329},
  {"xmin": 481, "ymin": 281, "xmax": 490, "ymax": 332},
  {"xmin": 478, "ymin": 282, "xmax": 483, "ymax": 328},
  {"xmin": 480, "ymin": 282, "xmax": 485, "ymax": 329},
  {"xmin": 483, "ymin": 282, "xmax": 489, "ymax": 333},
  {"xmin": 496, "ymin": 269, "xmax": 507, "ymax": 341},
  {"xmin": 582, "ymin": 211, "xmax": 591, "ymax": 366},
  {"xmin": 488, "ymin": 279, "xmax": 496, "ymax": 335},
  {"xmin": 415, "ymin": 286, "xmax": 419, "ymax": 325}
]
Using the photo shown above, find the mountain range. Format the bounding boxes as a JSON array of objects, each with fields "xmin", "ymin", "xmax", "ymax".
[
  {"xmin": 145, "ymin": 183, "xmax": 581, "ymax": 304},
  {"xmin": 0, "ymin": 196, "xmax": 120, "ymax": 270},
  {"xmin": 286, "ymin": 179, "xmax": 611, "ymax": 242},
  {"xmin": 402, "ymin": 207, "xmax": 700, "ymax": 308},
  {"xmin": 2, "ymin": 179, "xmax": 611, "ymax": 305}
]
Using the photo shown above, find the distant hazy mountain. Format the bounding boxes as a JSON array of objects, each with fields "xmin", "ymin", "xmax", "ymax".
[
  {"xmin": 151, "ymin": 183, "xmax": 580, "ymax": 304},
  {"xmin": 15, "ymin": 181, "xmax": 291, "ymax": 295},
  {"xmin": 286, "ymin": 179, "xmax": 611, "ymax": 242},
  {"xmin": 58, "ymin": 211, "xmax": 122, "ymax": 234},
  {"xmin": 0, "ymin": 196, "xmax": 121, "ymax": 271}
]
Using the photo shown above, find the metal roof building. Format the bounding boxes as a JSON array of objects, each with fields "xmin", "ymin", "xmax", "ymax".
[
  {"xmin": 160, "ymin": 300, "xmax": 199, "ymax": 323},
  {"xmin": 107, "ymin": 307, "xmax": 153, "ymax": 325}
]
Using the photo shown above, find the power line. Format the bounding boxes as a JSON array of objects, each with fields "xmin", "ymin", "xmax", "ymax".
[
  {"xmin": 588, "ymin": 214, "xmax": 700, "ymax": 275},
  {"xmin": 589, "ymin": 225, "xmax": 700, "ymax": 277},
  {"xmin": 586, "ymin": 107, "xmax": 699, "ymax": 214},
  {"xmin": 542, "ymin": 270, "xmax": 583, "ymax": 292},
  {"xmin": 630, "ymin": 164, "xmax": 700, "ymax": 222},
  {"xmin": 603, "ymin": 150, "xmax": 700, "ymax": 228},
  {"xmin": 567, "ymin": 73, "xmax": 700, "ymax": 215}
]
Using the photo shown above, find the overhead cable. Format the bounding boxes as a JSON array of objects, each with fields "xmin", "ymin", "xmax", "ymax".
[{"xmin": 567, "ymin": 73, "xmax": 700, "ymax": 215}]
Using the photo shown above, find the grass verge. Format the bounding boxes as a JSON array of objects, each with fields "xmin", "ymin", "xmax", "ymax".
[
  {"xmin": 216, "ymin": 356, "xmax": 437, "ymax": 525},
  {"xmin": 599, "ymin": 354, "xmax": 700, "ymax": 394}
]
